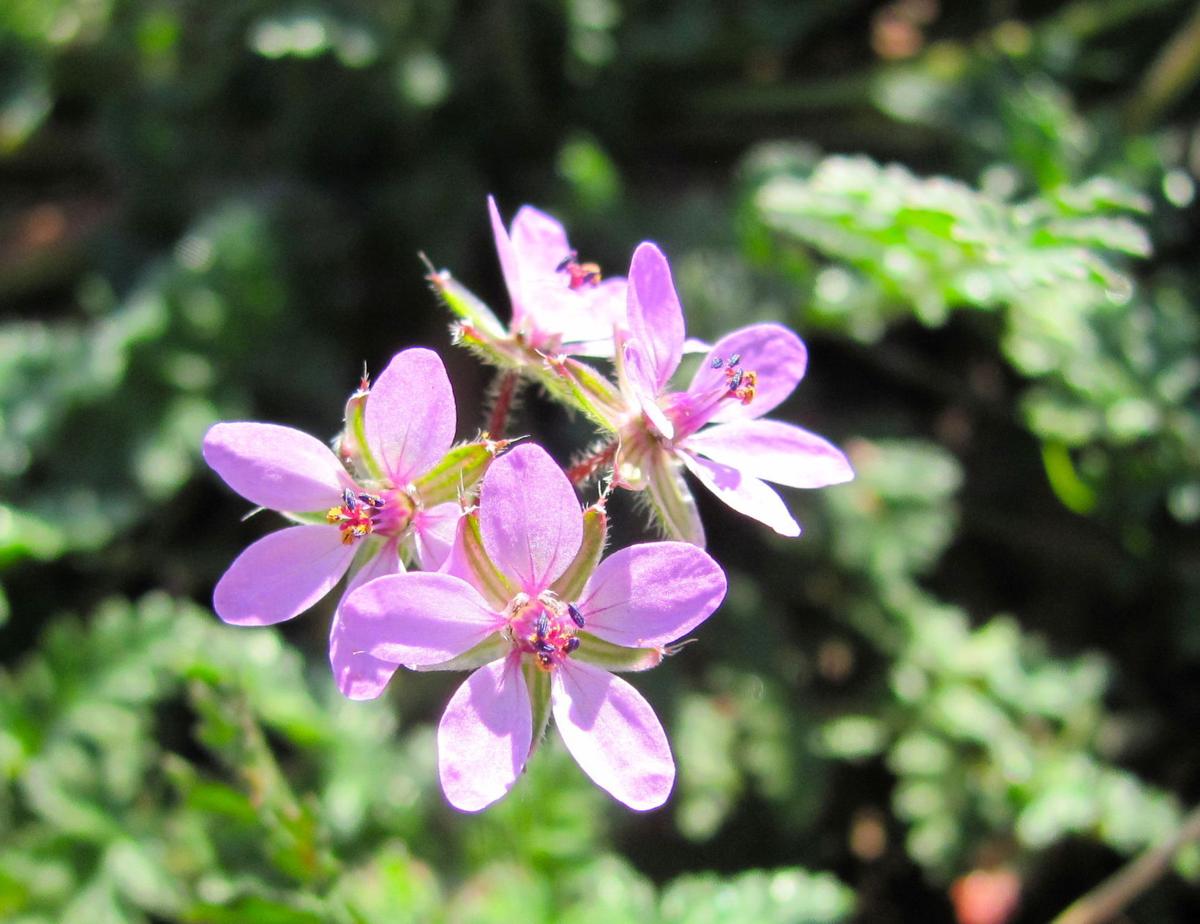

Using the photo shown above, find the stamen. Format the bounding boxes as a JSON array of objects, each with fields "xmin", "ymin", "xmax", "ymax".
[
  {"xmin": 325, "ymin": 489, "xmax": 384, "ymax": 544},
  {"xmin": 556, "ymin": 250, "xmax": 602, "ymax": 290},
  {"xmin": 507, "ymin": 593, "xmax": 585, "ymax": 671}
]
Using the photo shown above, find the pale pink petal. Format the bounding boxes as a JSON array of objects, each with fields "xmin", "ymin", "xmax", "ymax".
[
  {"xmin": 479, "ymin": 444, "xmax": 583, "ymax": 593},
  {"xmin": 687, "ymin": 323, "xmax": 808, "ymax": 423},
  {"xmin": 203, "ymin": 422, "xmax": 348, "ymax": 513},
  {"xmin": 364, "ymin": 348, "xmax": 457, "ymax": 485},
  {"xmin": 339, "ymin": 572, "xmax": 504, "ymax": 665},
  {"xmin": 412, "ymin": 501, "xmax": 461, "ymax": 570},
  {"xmin": 679, "ymin": 452, "xmax": 801, "ymax": 537},
  {"xmin": 213, "ymin": 525, "xmax": 355, "ymax": 626},
  {"xmin": 526, "ymin": 276, "xmax": 627, "ymax": 353},
  {"xmin": 625, "ymin": 242, "xmax": 684, "ymax": 392},
  {"xmin": 509, "ymin": 204, "xmax": 571, "ymax": 272},
  {"xmin": 623, "ymin": 342, "xmax": 674, "ymax": 439},
  {"xmin": 438, "ymin": 655, "xmax": 532, "ymax": 812},
  {"xmin": 577, "ymin": 543, "xmax": 726, "ymax": 647},
  {"xmin": 683, "ymin": 419, "xmax": 854, "ymax": 488},
  {"xmin": 552, "ymin": 662, "xmax": 674, "ymax": 810},
  {"xmin": 329, "ymin": 540, "xmax": 405, "ymax": 700},
  {"xmin": 488, "ymin": 196, "xmax": 526, "ymax": 324}
]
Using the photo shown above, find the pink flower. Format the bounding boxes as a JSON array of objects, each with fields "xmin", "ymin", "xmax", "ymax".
[
  {"xmin": 202, "ymin": 348, "xmax": 461, "ymax": 699},
  {"xmin": 338, "ymin": 443, "xmax": 727, "ymax": 811},
  {"xmin": 489, "ymin": 196, "xmax": 628, "ymax": 357},
  {"xmin": 614, "ymin": 242, "xmax": 855, "ymax": 544}
]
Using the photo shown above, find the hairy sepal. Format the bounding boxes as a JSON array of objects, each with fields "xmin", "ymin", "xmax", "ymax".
[
  {"xmin": 523, "ymin": 661, "xmax": 553, "ymax": 756},
  {"xmin": 413, "ymin": 442, "xmax": 494, "ymax": 508},
  {"xmin": 410, "ymin": 635, "xmax": 508, "ymax": 672},
  {"xmin": 458, "ymin": 511, "xmax": 517, "ymax": 609},
  {"xmin": 572, "ymin": 634, "xmax": 665, "ymax": 672},
  {"xmin": 549, "ymin": 504, "xmax": 608, "ymax": 601},
  {"xmin": 645, "ymin": 449, "xmax": 705, "ymax": 547}
]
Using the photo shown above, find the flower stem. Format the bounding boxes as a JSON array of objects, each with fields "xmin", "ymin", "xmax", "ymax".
[
  {"xmin": 566, "ymin": 440, "xmax": 617, "ymax": 486},
  {"xmin": 1051, "ymin": 801, "xmax": 1200, "ymax": 924},
  {"xmin": 486, "ymin": 370, "xmax": 521, "ymax": 439}
]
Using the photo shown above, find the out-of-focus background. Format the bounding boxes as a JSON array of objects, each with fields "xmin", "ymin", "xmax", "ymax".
[{"xmin": 3, "ymin": 1, "xmax": 1199, "ymax": 921}]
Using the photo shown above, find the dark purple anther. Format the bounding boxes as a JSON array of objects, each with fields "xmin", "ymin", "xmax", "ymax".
[
  {"xmin": 358, "ymin": 493, "xmax": 384, "ymax": 508},
  {"xmin": 536, "ymin": 612, "xmax": 550, "ymax": 640},
  {"xmin": 567, "ymin": 602, "xmax": 585, "ymax": 628},
  {"xmin": 710, "ymin": 357, "xmax": 724, "ymax": 369},
  {"xmin": 555, "ymin": 251, "xmax": 579, "ymax": 273},
  {"xmin": 728, "ymin": 369, "xmax": 743, "ymax": 392},
  {"xmin": 342, "ymin": 488, "xmax": 358, "ymax": 510},
  {"xmin": 729, "ymin": 353, "xmax": 741, "ymax": 366},
  {"xmin": 565, "ymin": 637, "xmax": 581, "ymax": 654}
]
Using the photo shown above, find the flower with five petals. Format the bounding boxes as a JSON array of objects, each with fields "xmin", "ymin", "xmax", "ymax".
[
  {"xmin": 488, "ymin": 196, "xmax": 628, "ymax": 357},
  {"xmin": 338, "ymin": 443, "xmax": 727, "ymax": 811},
  {"xmin": 614, "ymin": 242, "xmax": 855, "ymax": 545},
  {"xmin": 202, "ymin": 348, "xmax": 463, "ymax": 699}
]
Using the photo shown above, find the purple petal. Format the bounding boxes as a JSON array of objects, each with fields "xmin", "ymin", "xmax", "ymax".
[
  {"xmin": 203, "ymin": 422, "xmax": 348, "ymax": 512},
  {"xmin": 526, "ymin": 276, "xmax": 628, "ymax": 354},
  {"xmin": 339, "ymin": 572, "xmax": 504, "ymax": 665},
  {"xmin": 213, "ymin": 525, "xmax": 354, "ymax": 626},
  {"xmin": 479, "ymin": 444, "xmax": 583, "ymax": 593},
  {"xmin": 687, "ymin": 323, "xmax": 808, "ymax": 423},
  {"xmin": 329, "ymin": 540, "xmax": 405, "ymax": 700},
  {"xmin": 438, "ymin": 655, "xmax": 532, "ymax": 812},
  {"xmin": 552, "ymin": 662, "xmax": 674, "ymax": 810},
  {"xmin": 412, "ymin": 501, "xmax": 461, "ymax": 570},
  {"xmin": 683, "ymin": 419, "xmax": 854, "ymax": 488},
  {"xmin": 622, "ymin": 342, "xmax": 674, "ymax": 439},
  {"xmin": 577, "ymin": 543, "xmax": 726, "ymax": 648},
  {"xmin": 679, "ymin": 452, "xmax": 801, "ymax": 537},
  {"xmin": 625, "ymin": 243, "xmax": 684, "ymax": 393},
  {"xmin": 364, "ymin": 348, "xmax": 457, "ymax": 485},
  {"xmin": 509, "ymin": 205, "xmax": 571, "ymax": 272},
  {"xmin": 488, "ymin": 196, "xmax": 526, "ymax": 324}
]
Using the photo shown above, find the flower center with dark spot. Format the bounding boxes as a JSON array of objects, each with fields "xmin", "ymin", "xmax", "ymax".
[
  {"xmin": 555, "ymin": 250, "xmax": 602, "ymax": 290},
  {"xmin": 504, "ymin": 592, "xmax": 585, "ymax": 670},
  {"xmin": 326, "ymin": 486, "xmax": 416, "ymax": 544}
]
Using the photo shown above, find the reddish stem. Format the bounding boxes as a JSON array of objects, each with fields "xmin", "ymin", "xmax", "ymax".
[
  {"xmin": 566, "ymin": 441, "xmax": 618, "ymax": 486},
  {"xmin": 486, "ymin": 370, "xmax": 520, "ymax": 439}
]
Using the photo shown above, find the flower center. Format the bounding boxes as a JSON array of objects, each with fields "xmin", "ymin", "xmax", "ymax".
[
  {"xmin": 504, "ymin": 591, "xmax": 587, "ymax": 670},
  {"xmin": 325, "ymin": 486, "xmax": 416, "ymax": 544},
  {"xmin": 555, "ymin": 250, "xmax": 602, "ymax": 290}
]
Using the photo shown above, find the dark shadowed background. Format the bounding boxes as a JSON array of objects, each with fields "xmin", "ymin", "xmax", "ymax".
[{"xmin": 3, "ymin": 1, "xmax": 1200, "ymax": 922}]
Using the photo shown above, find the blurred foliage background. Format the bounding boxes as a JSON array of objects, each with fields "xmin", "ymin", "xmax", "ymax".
[{"xmin": 3, "ymin": 1, "xmax": 1200, "ymax": 921}]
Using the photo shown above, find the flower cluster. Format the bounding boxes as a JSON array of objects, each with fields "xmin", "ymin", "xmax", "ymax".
[{"xmin": 204, "ymin": 198, "xmax": 853, "ymax": 812}]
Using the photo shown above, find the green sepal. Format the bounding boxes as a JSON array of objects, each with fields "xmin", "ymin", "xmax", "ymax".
[
  {"xmin": 281, "ymin": 509, "xmax": 329, "ymax": 525},
  {"xmin": 340, "ymin": 386, "xmax": 384, "ymax": 482},
  {"xmin": 572, "ymin": 634, "xmax": 664, "ymax": 672},
  {"xmin": 412, "ymin": 442, "xmax": 494, "ymax": 507},
  {"xmin": 645, "ymin": 449, "xmax": 705, "ymax": 546},
  {"xmin": 456, "ymin": 511, "xmax": 517, "ymax": 609},
  {"xmin": 523, "ymin": 660, "xmax": 553, "ymax": 757},
  {"xmin": 428, "ymin": 267, "xmax": 505, "ymax": 337},
  {"xmin": 412, "ymin": 634, "xmax": 508, "ymax": 672},
  {"xmin": 549, "ymin": 504, "xmax": 608, "ymax": 601},
  {"xmin": 539, "ymin": 354, "xmax": 624, "ymax": 431}
]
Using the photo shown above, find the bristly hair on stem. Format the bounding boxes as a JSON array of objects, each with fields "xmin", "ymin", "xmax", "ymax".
[
  {"xmin": 485, "ymin": 369, "xmax": 523, "ymax": 440},
  {"xmin": 566, "ymin": 438, "xmax": 618, "ymax": 487}
]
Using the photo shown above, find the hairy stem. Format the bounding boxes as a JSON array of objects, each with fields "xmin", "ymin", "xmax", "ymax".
[
  {"xmin": 486, "ymin": 370, "xmax": 521, "ymax": 439},
  {"xmin": 566, "ymin": 440, "xmax": 618, "ymax": 486}
]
